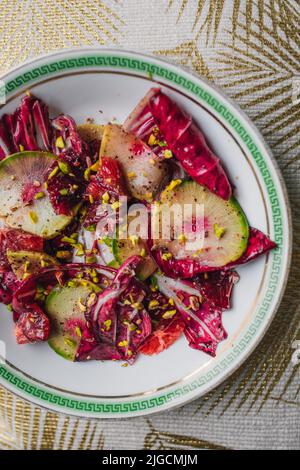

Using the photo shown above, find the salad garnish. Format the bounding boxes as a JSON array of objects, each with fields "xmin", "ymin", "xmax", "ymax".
[{"xmin": 0, "ymin": 89, "xmax": 276, "ymax": 362}]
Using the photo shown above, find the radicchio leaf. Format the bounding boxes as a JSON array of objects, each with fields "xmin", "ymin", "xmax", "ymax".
[
  {"xmin": 124, "ymin": 88, "xmax": 232, "ymax": 200},
  {"xmin": 0, "ymin": 94, "xmax": 52, "ymax": 159},
  {"xmin": 90, "ymin": 256, "xmax": 152, "ymax": 362},
  {"xmin": 92, "ymin": 256, "xmax": 142, "ymax": 340},
  {"xmin": 155, "ymin": 272, "xmax": 237, "ymax": 356}
]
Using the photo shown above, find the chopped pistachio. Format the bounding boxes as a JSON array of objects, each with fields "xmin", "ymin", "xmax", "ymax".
[
  {"xmin": 168, "ymin": 298, "xmax": 175, "ymax": 306},
  {"xmin": 162, "ymin": 252, "xmax": 172, "ymax": 261},
  {"xmin": 48, "ymin": 166, "xmax": 59, "ymax": 180},
  {"xmin": 102, "ymin": 192, "xmax": 110, "ymax": 203},
  {"xmin": 162, "ymin": 309, "xmax": 177, "ymax": 319},
  {"xmin": 163, "ymin": 149, "xmax": 173, "ymax": 159},
  {"xmin": 67, "ymin": 280, "xmax": 77, "ymax": 288},
  {"xmin": 56, "ymin": 250, "xmax": 72, "ymax": 260},
  {"xmin": 168, "ymin": 179, "xmax": 182, "ymax": 191},
  {"xmin": 85, "ymin": 224, "xmax": 96, "ymax": 232},
  {"xmin": 129, "ymin": 235, "xmax": 139, "ymax": 246},
  {"xmin": 58, "ymin": 161, "xmax": 70, "ymax": 174},
  {"xmin": 118, "ymin": 340, "xmax": 128, "ymax": 348},
  {"xmin": 64, "ymin": 337, "xmax": 76, "ymax": 347},
  {"xmin": 55, "ymin": 136, "xmax": 65, "ymax": 149},
  {"xmin": 19, "ymin": 144, "xmax": 25, "ymax": 152},
  {"xmin": 76, "ymin": 246, "xmax": 85, "ymax": 256},
  {"xmin": 40, "ymin": 257, "xmax": 48, "ymax": 268},
  {"xmin": 61, "ymin": 236, "xmax": 76, "ymax": 244},
  {"xmin": 214, "ymin": 223, "xmax": 226, "ymax": 239},
  {"xmin": 87, "ymin": 293, "xmax": 97, "ymax": 307},
  {"xmin": 75, "ymin": 327, "xmax": 82, "ymax": 337},
  {"xmin": 24, "ymin": 261, "xmax": 30, "ymax": 273},
  {"xmin": 144, "ymin": 192, "xmax": 153, "ymax": 201},
  {"xmin": 148, "ymin": 134, "xmax": 157, "ymax": 146},
  {"xmin": 178, "ymin": 233, "xmax": 186, "ymax": 244},
  {"xmin": 84, "ymin": 168, "xmax": 91, "ymax": 181},
  {"xmin": 127, "ymin": 171, "xmax": 136, "ymax": 179},
  {"xmin": 89, "ymin": 194, "xmax": 94, "ymax": 204},
  {"xmin": 29, "ymin": 211, "xmax": 38, "ymax": 223},
  {"xmin": 59, "ymin": 188, "xmax": 69, "ymax": 196},
  {"xmin": 131, "ymin": 302, "xmax": 142, "ymax": 310},
  {"xmin": 149, "ymin": 300, "xmax": 159, "ymax": 310},
  {"xmin": 34, "ymin": 191, "xmax": 45, "ymax": 200},
  {"xmin": 103, "ymin": 319, "xmax": 112, "ymax": 331},
  {"xmin": 77, "ymin": 298, "xmax": 86, "ymax": 312},
  {"xmin": 86, "ymin": 255, "xmax": 97, "ymax": 263},
  {"xmin": 111, "ymin": 201, "xmax": 120, "ymax": 210},
  {"xmin": 140, "ymin": 248, "xmax": 146, "ymax": 257},
  {"xmin": 90, "ymin": 161, "xmax": 99, "ymax": 172}
]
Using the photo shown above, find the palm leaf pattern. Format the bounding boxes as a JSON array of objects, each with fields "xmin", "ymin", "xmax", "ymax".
[
  {"xmin": 0, "ymin": 0, "xmax": 123, "ymax": 75},
  {"xmin": 213, "ymin": 3, "xmax": 300, "ymax": 167}
]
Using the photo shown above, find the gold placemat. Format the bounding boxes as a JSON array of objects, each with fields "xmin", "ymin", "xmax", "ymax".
[{"xmin": 0, "ymin": 0, "xmax": 299, "ymax": 450}]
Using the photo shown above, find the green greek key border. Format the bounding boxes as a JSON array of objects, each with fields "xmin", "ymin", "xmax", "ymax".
[{"xmin": 0, "ymin": 53, "xmax": 284, "ymax": 415}]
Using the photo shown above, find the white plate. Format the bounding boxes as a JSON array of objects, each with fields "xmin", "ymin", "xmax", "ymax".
[{"xmin": 0, "ymin": 48, "xmax": 291, "ymax": 418}]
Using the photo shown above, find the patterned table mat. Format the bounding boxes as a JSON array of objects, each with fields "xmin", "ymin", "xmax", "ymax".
[{"xmin": 0, "ymin": 0, "xmax": 299, "ymax": 450}]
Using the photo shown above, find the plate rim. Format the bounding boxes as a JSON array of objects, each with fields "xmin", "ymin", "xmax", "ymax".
[{"xmin": 0, "ymin": 47, "xmax": 292, "ymax": 418}]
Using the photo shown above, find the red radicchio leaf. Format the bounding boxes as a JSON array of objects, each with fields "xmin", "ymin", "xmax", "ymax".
[
  {"xmin": 90, "ymin": 256, "xmax": 152, "ymax": 362},
  {"xmin": 91, "ymin": 256, "xmax": 142, "ymax": 344},
  {"xmin": 124, "ymin": 88, "xmax": 232, "ymax": 200},
  {"xmin": 0, "ymin": 115, "xmax": 16, "ymax": 159},
  {"xmin": 149, "ymin": 227, "xmax": 276, "ymax": 278},
  {"xmin": 124, "ymin": 88, "xmax": 158, "ymax": 139},
  {"xmin": 196, "ymin": 270, "xmax": 239, "ymax": 310},
  {"xmin": 154, "ymin": 273, "xmax": 237, "ymax": 356},
  {"xmin": 0, "ymin": 93, "xmax": 52, "ymax": 158}
]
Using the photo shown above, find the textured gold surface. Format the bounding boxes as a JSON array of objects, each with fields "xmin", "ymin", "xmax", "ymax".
[{"xmin": 0, "ymin": 0, "xmax": 299, "ymax": 450}]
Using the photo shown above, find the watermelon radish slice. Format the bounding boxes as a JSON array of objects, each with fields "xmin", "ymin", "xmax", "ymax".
[
  {"xmin": 0, "ymin": 152, "xmax": 75, "ymax": 238},
  {"xmin": 100, "ymin": 124, "xmax": 168, "ymax": 200},
  {"xmin": 155, "ymin": 180, "xmax": 249, "ymax": 268}
]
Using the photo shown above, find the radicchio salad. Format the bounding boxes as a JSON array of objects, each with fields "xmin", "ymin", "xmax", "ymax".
[{"xmin": 0, "ymin": 89, "xmax": 276, "ymax": 363}]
